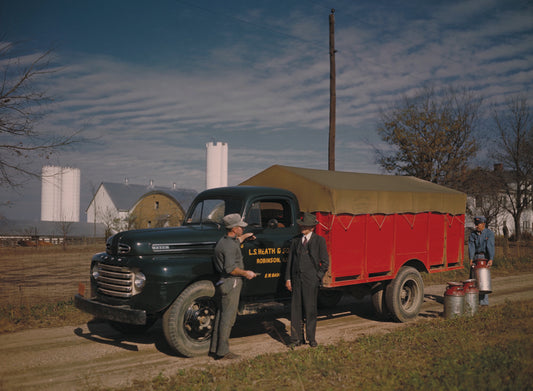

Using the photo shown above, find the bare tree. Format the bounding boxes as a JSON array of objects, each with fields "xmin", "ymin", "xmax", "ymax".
[
  {"xmin": 56, "ymin": 220, "xmax": 74, "ymax": 249},
  {"xmin": 460, "ymin": 166, "xmax": 506, "ymax": 230},
  {"xmin": 0, "ymin": 40, "xmax": 78, "ymax": 188},
  {"xmin": 492, "ymin": 96, "xmax": 533, "ymax": 239},
  {"xmin": 375, "ymin": 85, "xmax": 482, "ymax": 188}
]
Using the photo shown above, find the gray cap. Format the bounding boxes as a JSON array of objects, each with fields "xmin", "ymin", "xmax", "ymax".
[
  {"xmin": 223, "ymin": 213, "xmax": 248, "ymax": 229},
  {"xmin": 474, "ymin": 216, "xmax": 486, "ymax": 225}
]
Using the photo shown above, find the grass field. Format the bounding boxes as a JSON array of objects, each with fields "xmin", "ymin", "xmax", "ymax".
[{"xmin": 97, "ymin": 299, "xmax": 533, "ymax": 391}]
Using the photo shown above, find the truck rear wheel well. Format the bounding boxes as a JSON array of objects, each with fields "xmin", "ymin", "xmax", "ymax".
[{"xmin": 402, "ymin": 259, "xmax": 427, "ymax": 274}]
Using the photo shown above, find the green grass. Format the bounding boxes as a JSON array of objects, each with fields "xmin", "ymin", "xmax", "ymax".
[{"xmin": 97, "ymin": 299, "xmax": 533, "ymax": 391}]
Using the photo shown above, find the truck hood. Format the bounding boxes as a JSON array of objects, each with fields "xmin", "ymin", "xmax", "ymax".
[{"xmin": 106, "ymin": 224, "xmax": 225, "ymax": 256}]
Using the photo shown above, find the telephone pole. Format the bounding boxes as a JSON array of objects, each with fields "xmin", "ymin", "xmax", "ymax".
[{"xmin": 328, "ymin": 9, "xmax": 336, "ymax": 171}]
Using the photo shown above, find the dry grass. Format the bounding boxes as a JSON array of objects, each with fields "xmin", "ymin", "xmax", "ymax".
[{"xmin": 0, "ymin": 243, "xmax": 104, "ymax": 306}]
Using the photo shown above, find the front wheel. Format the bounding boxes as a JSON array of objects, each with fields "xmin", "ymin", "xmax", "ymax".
[
  {"xmin": 162, "ymin": 280, "xmax": 217, "ymax": 357},
  {"xmin": 385, "ymin": 266, "xmax": 424, "ymax": 323}
]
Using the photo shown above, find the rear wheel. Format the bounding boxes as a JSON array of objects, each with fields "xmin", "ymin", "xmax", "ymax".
[
  {"xmin": 371, "ymin": 282, "xmax": 391, "ymax": 320},
  {"xmin": 162, "ymin": 280, "xmax": 217, "ymax": 357},
  {"xmin": 385, "ymin": 266, "xmax": 424, "ymax": 322}
]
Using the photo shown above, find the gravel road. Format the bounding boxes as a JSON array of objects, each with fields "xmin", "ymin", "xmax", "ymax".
[{"xmin": 2, "ymin": 273, "xmax": 532, "ymax": 391}]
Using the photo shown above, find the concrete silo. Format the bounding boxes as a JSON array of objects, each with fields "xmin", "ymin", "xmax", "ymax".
[
  {"xmin": 41, "ymin": 166, "xmax": 81, "ymax": 222},
  {"xmin": 206, "ymin": 141, "xmax": 228, "ymax": 189}
]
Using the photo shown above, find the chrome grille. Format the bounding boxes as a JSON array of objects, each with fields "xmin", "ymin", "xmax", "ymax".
[{"xmin": 96, "ymin": 264, "xmax": 134, "ymax": 298}]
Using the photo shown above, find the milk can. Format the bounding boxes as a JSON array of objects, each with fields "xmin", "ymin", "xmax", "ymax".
[
  {"xmin": 463, "ymin": 279, "xmax": 479, "ymax": 316},
  {"xmin": 444, "ymin": 282, "xmax": 464, "ymax": 318},
  {"xmin": 474, "ymin": 259, "xmax": 492, "ymax": 293}
]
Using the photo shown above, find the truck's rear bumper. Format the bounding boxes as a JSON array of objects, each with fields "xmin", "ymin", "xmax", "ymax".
[{"xmin": 74, "ymin": 294, "xmax": 147, "ymax": 325}]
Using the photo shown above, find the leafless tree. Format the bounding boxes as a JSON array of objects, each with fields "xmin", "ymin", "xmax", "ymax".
[
  {"xmin": 375, "ymin": 85, "xmax": 482, "ymax": 188},
  {"xmin": 56, "ymin": 219, "xmax": 74, "ymax": 249},
  {"xmin": 492, "ymin": 96, "xmax": 533, "ymax": 239},
  {"xmin": 0, "ymin": 40, "xmax": 79, "ymax": 189},
  {"xmin": 460, "ymin": 166, "xmax": 506, "ymax": 230}
]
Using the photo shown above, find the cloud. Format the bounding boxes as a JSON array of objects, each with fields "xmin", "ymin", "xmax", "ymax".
[{"xmin": 1, "ymin": 0, "xmax": 532, "ymax": 220}]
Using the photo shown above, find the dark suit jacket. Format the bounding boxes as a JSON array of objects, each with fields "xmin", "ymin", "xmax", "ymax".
[{"xmin": 285, "ymin": 232, "xmax": 329, "ymax": 283}]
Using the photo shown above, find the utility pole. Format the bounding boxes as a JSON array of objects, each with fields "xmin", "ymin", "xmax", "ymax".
[{"xmin": 328, "ymin": 9, "xmax": 336, "ymax": 171}]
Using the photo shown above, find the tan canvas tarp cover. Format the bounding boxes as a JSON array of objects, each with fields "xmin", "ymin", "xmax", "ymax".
[{"xmin": 240, "ymin": 165, "xmax": 466, "ymax": 215}]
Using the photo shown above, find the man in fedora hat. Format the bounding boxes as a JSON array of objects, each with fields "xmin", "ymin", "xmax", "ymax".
[
  {"xmin": 210, "ymin": 213, "xmax": 257, "ymax": 360},
  {"xmin": 468, "ymin": 216, "xmax": 494, "ymax": 306},
  {"xmin": 285, "ymin": 212, "xmax": 329, "ymax": 348}
]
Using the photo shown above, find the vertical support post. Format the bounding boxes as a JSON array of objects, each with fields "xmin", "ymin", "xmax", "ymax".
[{"xmin": 328, "ymin": 9, "xmax": 336, "ymax": 171}]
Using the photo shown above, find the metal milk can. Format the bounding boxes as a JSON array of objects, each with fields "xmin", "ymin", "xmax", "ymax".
[
  {"xmin": 474, "ymin": 259, "xmax": 492, "ymax": 293},
  {"xmin": 444, "ymin": 282, "xmax": 464, "ymax": 318},
  {"xmin": 463, "ymin": 279, "xmax": 479, "ymax": 316}
]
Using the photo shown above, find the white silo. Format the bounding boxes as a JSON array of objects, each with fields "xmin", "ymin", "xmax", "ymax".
[
  {"xmin": 41, "ymin": 166, "xmax": 81, "ymax": 222},
  {"xmin": 206, "ymin": 141, "xmax": 228, "ymax": 189}
]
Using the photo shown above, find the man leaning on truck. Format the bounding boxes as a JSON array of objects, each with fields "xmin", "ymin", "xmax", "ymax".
[{"xmin": 209, "ymin": 213, "xmax": 257, "ymax": 360}]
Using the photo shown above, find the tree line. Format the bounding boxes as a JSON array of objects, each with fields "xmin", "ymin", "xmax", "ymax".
[{"xmin": 375, "ymin": 86, "xmax": 533, "ymax": 239}]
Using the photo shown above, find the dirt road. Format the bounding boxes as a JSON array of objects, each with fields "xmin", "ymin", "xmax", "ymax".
[{"xmin": 2, "ymin": 273, "xmax": 532, "ymax": 391}]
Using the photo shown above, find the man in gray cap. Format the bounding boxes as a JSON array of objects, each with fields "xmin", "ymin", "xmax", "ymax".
[
  {"xmin": 285, "ymin": 212, "xmax": 329, "ymax": 348},
  {"xmin": 210, "ymin": 213, "xmax": 257, "ymax": 360},
  {"xmin": 468, "ymin": 216, "xmax": 495, "ymax": 306}
]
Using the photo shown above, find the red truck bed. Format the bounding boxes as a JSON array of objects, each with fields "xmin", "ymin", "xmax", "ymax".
[
  {"xmin": 315, "ymin": 211, "xmax": 464, "ymax": 287},
  {"xmin": 241, "ymin": 165, "xmax": 467, "ymax": 288}
]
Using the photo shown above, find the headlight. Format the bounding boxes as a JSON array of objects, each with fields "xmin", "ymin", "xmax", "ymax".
[
  {"xmin": 91, "ymin": 264, "xmax": 100, "ymax": 280},
  {"xmin": 134, "ymin": 272, "xmax": 146, "ymax": 289}
]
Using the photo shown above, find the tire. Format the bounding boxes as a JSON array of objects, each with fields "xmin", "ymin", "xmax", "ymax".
[
  {"xmin": 109, "ymin": 317, "xmax": 156, "ymax": 335},
  {"xmin": 317, "ymin": 289, "xmax": 343, "ymax": 308},
  {"xmin": 162, "ymin": 280, "xmax": 217, "ymax": 357},
  {"xmin": 371, "ymin": 282, "xmax": 391, "ymax": 320},
  {"xmin": 385, "ymin": 266, "xmax": 424, "ymax": 323}
]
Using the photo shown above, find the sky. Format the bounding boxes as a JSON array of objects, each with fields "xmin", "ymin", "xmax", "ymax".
[{"xmin": 0, "ymin": 0, "xmax": 532, "ymax": 222}]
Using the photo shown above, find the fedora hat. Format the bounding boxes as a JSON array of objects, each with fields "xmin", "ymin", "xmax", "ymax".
[{"xmin": 297, "ymin": 212, "xmax": 318, "ymax": 227}]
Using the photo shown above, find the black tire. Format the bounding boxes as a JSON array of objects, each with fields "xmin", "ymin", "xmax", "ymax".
[
  {"xmin": 109, "ymin": 317, "xmax": 156, "ymax": 335},
  {"xmin": 371, "ymin": 282, "xmax": 391, "ymax": 320},
  {"xmin": 162, "ymin": 280, "xmax": 217, "ymax": 357},
  {"xmin": 317, "ymin": 289, "xmax": 343, "ymax": 308},
  {"xmin": 385, "ymin": 266, "xmax": 424, "ymax": 323}
]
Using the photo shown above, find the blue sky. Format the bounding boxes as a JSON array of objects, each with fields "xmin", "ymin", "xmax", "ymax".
[{"xmin": 1, "ymin": 0, "xmax": 532, "ymax": 221}]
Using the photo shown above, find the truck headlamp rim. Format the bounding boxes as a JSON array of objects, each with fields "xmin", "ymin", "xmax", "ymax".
[
  {"xmin": 91, "ymin": 264, "xmax": 100, "ymax": 280},
  {"xmin": 134, "ymin": 272, "xmax": 146, "ymax": 289}
]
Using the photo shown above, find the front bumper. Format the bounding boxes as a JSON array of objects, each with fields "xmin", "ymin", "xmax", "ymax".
[{"xmin": 74, "ymin": 294, "xmax": 147, "ymax": 325}]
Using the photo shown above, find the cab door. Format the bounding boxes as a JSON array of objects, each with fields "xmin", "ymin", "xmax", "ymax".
[{"xmin": 240, "ymin": 197, "xmax": 297, "ymax": 300}]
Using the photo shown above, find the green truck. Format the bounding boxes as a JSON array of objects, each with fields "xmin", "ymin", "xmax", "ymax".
[{"xmin": 75, "ymin": 165, "xmax": 466, "ymax": 357}]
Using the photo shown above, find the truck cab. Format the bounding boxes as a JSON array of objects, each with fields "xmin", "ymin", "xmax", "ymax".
[{"xmin": 76, "ymin": 186, "xmax": 300, "ymax": 357}]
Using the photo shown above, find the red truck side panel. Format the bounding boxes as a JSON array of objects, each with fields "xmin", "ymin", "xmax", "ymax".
[{"xmin": 315, "ymin": 212, "xmax": 465, "ymax": 288}]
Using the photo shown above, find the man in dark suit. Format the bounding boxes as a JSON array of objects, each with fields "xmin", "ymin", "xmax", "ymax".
[{"xmin": 285, "ymin": 212, "xmax": 329, "ymax": 348}]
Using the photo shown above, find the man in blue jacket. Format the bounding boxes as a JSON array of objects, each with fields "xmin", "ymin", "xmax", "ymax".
[{"xmin": 468, "ymin": 216, "xmax": 495, "ymax": 306}]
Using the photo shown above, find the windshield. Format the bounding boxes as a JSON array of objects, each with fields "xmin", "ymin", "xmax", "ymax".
[{"xmin": 185, "ymin": 198, "xmax": 243, "ymax": 225}]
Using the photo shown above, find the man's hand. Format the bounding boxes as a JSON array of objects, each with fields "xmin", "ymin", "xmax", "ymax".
[
  {"xmin": 243, "ymin": 270, "xmax": 256, "ymax": 280},
  {"xmin": 285, "ymin": 280, "xmax": 292, "ymax": 292},
  {"xmin": 239, "ymin": 233, "xmax": 256, "ymax": 243}
]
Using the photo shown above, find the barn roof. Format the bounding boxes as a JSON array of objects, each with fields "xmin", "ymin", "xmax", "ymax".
[{"xmin": 89, "ymin": 182, "xmax": 198, "ymax": 213}]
